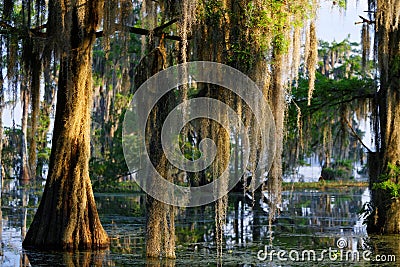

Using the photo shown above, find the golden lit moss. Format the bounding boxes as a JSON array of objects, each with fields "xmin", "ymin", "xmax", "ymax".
[
  {"xmin": 210, "ymin": 89, "xmax": 231, "ymax": 260},
  {"xmin": 179, "ymin": 0, "xmax": 197, "ymax": 64},
  {"xmin": 303, "ymin": 22, "xmax": 310, "ymax": 73},
  {"xmin": 361, "ymin": 23, "xmax": 370, "ymax": 72},
  {"xmin": 178, "ymin": 0, "xmax": 198, "ymax": 126},
  {"xmin": 215, "ymin": 195, "xmax": 227, "ymax": 259},
  {"xmin": 140, "ymin": 0, "xmax": 158, "ymax": 57},
  {"xmin": 133, "ymin": 0, "xmax": 320, "ymax": 259},
  {"xmin": 307, "ymin": 22, "xmax": 318, "ymax": 106},
  {"xmin": 102, "ymin": 0, "xmax": 117, "ymax": 56},
  {"xmin": 294, "ymin": 101, "xmax": 303, "ymax": 151},
  {"xmin": 292, "ymin": 27, "xmax": 302, "ymax": 86}
]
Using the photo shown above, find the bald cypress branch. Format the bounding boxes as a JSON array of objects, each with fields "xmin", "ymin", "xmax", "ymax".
[
  {"xmin": 343, "ymin": 116, "xmax": 373, "ymax": 153},
  {"xmin": 0, "ymin": 20, "xmax": 47, "ymax": 38},
  {"xmin": 0, "ymin": 19, "xmax": 181, "ymax": 41},
  {"xmin": 96, "ymin": 19, "xmax": 182, "ymax": 41}
]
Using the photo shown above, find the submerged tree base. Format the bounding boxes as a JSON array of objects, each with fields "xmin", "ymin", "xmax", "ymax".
[
  {"xmin": 22, "ymin": 0, "xmax": 108, "ymax": 251},
  {"xmin": 368, "ymin": 198, "xmax": 400, "ymax": 235},
  {"xmin": 22, "ymin": 173, "xmax": 109, "ymax": 251},
  {"xmin": 383, "ymin": 199, "xmax": 400, "ymax": 234}
]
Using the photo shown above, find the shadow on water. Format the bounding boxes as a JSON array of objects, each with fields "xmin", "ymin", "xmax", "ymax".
[{"xmin": 0, "ymin": 178, "xmax": 399, "ymax": 266}]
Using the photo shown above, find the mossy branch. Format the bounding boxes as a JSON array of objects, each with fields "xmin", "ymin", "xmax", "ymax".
[{"xmin": 0, "ymin": 19, "xmax": 181, "ymax": 41}]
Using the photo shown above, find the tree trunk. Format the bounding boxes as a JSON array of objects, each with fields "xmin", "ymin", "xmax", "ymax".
[
  {"xmin": 0, "ymin": 39, "xmax": 4, "ymax": 255},
  {"xmin": 23, "ymin": 0, "xmax": 108, "ymax": 250},
  {"xmin": 134, "ymin": 31, "xmax": 176, "ymax": 257},
  {"xmin": 0, "ymin": 36, "xmax": 4, "ymax": 180},
  {"xmin": 28, "ymin": 52, "xmax": 41, "ymax": 178},
  {"xmin": 368, "ymin": 0, "xmax": 400, "ymax": 234},
  {"xmin": 20, "ymin": 79, "xmax": 31, "ymax": 181}
]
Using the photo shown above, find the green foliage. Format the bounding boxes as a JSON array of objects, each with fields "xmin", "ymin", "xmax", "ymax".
[
  {"xmin": 373, "ymin": 163, "xmax": 400, "ymax": 199},
  {"xmin": 321, "ymin": 159, "xmax": 354, "ymax": 181},
  {"xmin": 335, "ymin": 159, "xmax": 353, "ymax": 169},
  {"xmin": 321, "ymin": 166, "xmax": 352, "ymax": 181},
  {"xmin": 373, "ymin": 180, "xmax": 400, "ymax": 198},
  {"xmin": 37, "ymin": 147, "xmax": 51, "ymax": 164},
  {"xmin": 246, "ymin": 0, "xmax": 295, "ymax": 53},
  {"xmin": 284, "ymin": 39, "xmax": 375, "ymax": 174},
  {"xmin": 229, "ymin": 44, "xmax": 252, "ymax": 62},
  {"xmin": 286, "ymin": 72, "xmax": 373, "ymax": 162},
  {"xmin": 2, "ymin": 126, "xmax": 22, "ymax": 179},
  {"xmin": 179, "ymin": 135, "xmax": 201, "ymax": 161},
  {"xmin": 391, "ymin": 55, "xmax": 400, "ymax": 75},
  {"xmin": 250, "ymin": 0, "xmax": 313, "ymax": 53},
  {"xmin": 35, "ymin": 106, "xmax": 53, "ymax": 178},
  {"xmin": 204, "ymin": 0, "xmax": 225, "ymax": 23},
  {"xmin": 89, "ymin": 19, "xmax": 141, "ymax": 186},
  {"xmin": 89, "ymin": 114, "xmax": 131, "ymax": 183},
  {"xmin": 176, "ymin": 227, "xmax": 204, "ymax": 244},
  {"xmin": 293, "ymin": 74, "xmax": 374, "ymax": 108},
  {"xmin": 337, "ymin": 0, "xmax": 347, "ymax": 8}
]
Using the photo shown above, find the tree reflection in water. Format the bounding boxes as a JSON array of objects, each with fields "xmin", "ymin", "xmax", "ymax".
[{"xmin": 0, "ymin": 179, "xmax": 399, "ymax": 266}]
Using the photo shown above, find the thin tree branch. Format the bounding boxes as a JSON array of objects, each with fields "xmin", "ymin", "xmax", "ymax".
[
  {"xmin": 302, "ymin": 93, "xmax": 375, "ymax": 115},
  {"xmin": 343, "ymin": 116, "xmax": 373, "ymax": 153},
  {"xmin": 327, "ymin": 94, "xmax": 375, "ymax": 108},
  {"xmin": 153, "ymin": 18, "xmax": 179, "ymax": 32},
  {"xmin": 95, "ymin": 19, "xmax": 182, "ymax": 41},
  {"xmin": 0, "ymin": 20, "xmax": 47, "ymax": 38}
]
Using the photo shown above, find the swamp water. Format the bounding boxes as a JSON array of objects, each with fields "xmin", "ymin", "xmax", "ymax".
[{"xmin": 0, "ymin": 179, "xmax": 399, "ymax": 266}]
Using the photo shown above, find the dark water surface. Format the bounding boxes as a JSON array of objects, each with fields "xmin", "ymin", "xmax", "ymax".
[{"xmin": 0, "ymin": 179, "xmax": 399, "ymax": 266}]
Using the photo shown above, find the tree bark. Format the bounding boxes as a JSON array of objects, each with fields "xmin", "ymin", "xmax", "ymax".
[
  {"xmin": 28, "ymin": 51, "xmax": 41, "ymax": 177},
  {"xmin": 368, "ymin": 0, "xmax": 400, "ymax": 234},
  {"xmin": 23, "ymin": 0, "xmax": 108, "ymax": 250},
  {"xmin": 20, "ymin": 79, "xmax": 31, "ymax": 180},
  {"xmin": 0, "ymin": 36, "xmax": 4, "ymax": 180}
]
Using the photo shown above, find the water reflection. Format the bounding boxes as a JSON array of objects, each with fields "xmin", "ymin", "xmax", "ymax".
[
  {"xmin": 23, "ymin": 250, "xmax": 107, "ymax": 266},
  {"xmin": 0, "ymin": 179, "xmax": 399, "ymax": 266},
  {"xmin": 0, "ymin": 179, "xmax": 41, "ymax": 266}
]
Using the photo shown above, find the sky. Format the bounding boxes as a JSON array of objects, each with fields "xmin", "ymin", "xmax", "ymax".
[
  {"xmin": 2, "ymin": 0, "xmax": 370, "ymax": 128},
  {"xmin": 317, "ymin": 0, "xmax": 369, "ymax": 43}
]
